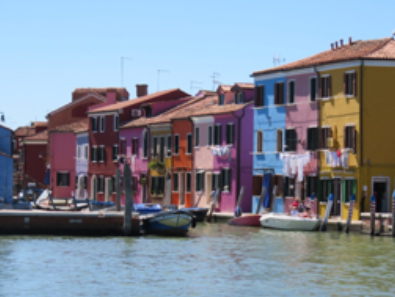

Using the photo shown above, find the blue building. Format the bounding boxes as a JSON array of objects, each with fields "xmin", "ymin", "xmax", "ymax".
[
  {"xmin": 0, "ymin": 125, "xmax": 14, "ymax": 202},
  {"xmin": 251, "ymin": 74, "xmax": 286, "ymax": 212}
]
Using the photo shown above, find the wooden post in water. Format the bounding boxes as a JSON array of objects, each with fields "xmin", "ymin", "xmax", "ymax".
[
  {"xmin": 392, "ymin": 191, "xmax": 395, "ymax": 237},
  {"xmin": 255, "ymin": 186, "xmax": 267, "ymax": 214},
  {"xmin": 234, "ymin": 186, "xmax": 245, "ymax": 218},
  {"xmin": 123, "ymin": 164, "xmax": 133, "ymax": 235},
  {"xmin": 116, "ymin": 169, "xmax": 121, "ymax": 211},
  {"xmin": 370, "ymin": 195, "xmax": 376, "ymax": 236},
  {"xmin": 345, "ymin": 194, "xmax": 356, "ymax": 234},
  {"xmin": 320, "ymin": 194, "xmax": 333, "ymax": 232},
  {"xmin": 207, "ymin": 189, "xmax": 219, "ymax": 223},
  {"xmin": 194, "ymin": 190, "xmax": 204, "ymax": 208}
]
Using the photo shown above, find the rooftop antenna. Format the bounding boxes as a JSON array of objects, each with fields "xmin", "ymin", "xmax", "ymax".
[
  {"xmin": 273, "ymin": 54, "xmax": 286, "ymax": 66},
  {"xmin": 211, "ymin": 72, "xmax": 220, "ymax": 90},
  {"xmin": 0, "ymin": 112, "xmax": 5, "ymax": 122},
  {"xmin": 190, "ymin": 81, "xmax": 202, "ymax": 94},
  {"xmin": 157, "ymin": 69, "xmax": 169, "ymax": 91},
  {"xmin": 121, "ymin": 57, "xmax": 133, "ymax": 87}
]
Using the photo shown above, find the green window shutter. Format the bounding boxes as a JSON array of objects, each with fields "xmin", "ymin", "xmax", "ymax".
[
  {"xmin": 352, "ymin": 179, "xmax": 357, "ymax": 199},
  {"xmin": 342, "ymin": 180, "xmax": 346, "ymax": 202}
]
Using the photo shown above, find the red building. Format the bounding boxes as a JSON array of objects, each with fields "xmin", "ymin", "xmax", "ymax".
[{"xmin": 87, "ymin": 86, "xmax": 189, "ymax": 202}]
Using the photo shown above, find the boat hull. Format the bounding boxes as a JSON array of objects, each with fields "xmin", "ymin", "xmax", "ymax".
[
  {"xmin": 228, "ymin": 214, "xmax": 261, "ymax": 226},
  {"xmin": 143, "ymin": 211, "xmax": 194, "ymax": 236},
  {"xmin": 260, "ymin": 213, "xmax": 321, "ymax": 231}
]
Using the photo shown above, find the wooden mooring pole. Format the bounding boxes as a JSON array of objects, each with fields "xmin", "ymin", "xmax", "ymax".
[
  {"xmin": 207, "ymin": 189, "xmax": 219, "ymax": 223},
  {"xmin": 320, "ymin": 194, "xmax": 333, "ymax": 232},
  {"xmin": 370, "ymin": 195, "xmax": 376, "ymax": 236},
  {"xmin": 116, "ymin": 169, "xmax": 121, "ymax": 211},
  {"xmin": 255, "ymin": 186, "xmax": 267, "ymax": 214},
  {"xmin": 123, "ymin": 164, "xmax": 133, "ymax": 235},
  {"xmin": 345, "ymin": 194, "xmax": 356, "ymax": 234},
  {"xmin": 392, "ymin": 191, "xmax": 395, "ymax": 237}
]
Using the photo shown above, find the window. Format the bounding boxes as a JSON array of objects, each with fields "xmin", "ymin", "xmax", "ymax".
[
  {"xmin": 173, "ymin": 173, "xmax": 179, "ymax": 191},
  {"xmin": 159, "ymin": 136, "xmax": 165, "ymax": 162},
  {"xmin": 344, "ymin": 125, "xmax": 356, "ymax": 153},
  {"xmin": 274, "ymin": 82, "xmax": 284, "ymax": 105},
  {"xmin": 214, "ymin": 124, "xmax": 222, "ymax": 146},
  {"xmin": 120, "ymin": 139, "xmax": 126, "ymax": 155},
  {"xmin": 234, "ymin": 91, "xmax": 245, "ymax": 104},
  {"xmin": 196, "ymin": 172, "xmax": 205, "ymax": 192},
  {"xmin": 98, "ymin": 176, "xmax": 104, "ymax": 193},
  {"xmin": 256, "ymin": 131, "xmax": 263, "ymax": 153},
  {"xmin": 310, "ymin": 77, "xmax": 317, "ymax": 101},
  {"xmin": 143, "ymin": 130, "xmax": 148, "ymax": 158},
  {"xmin": 152, "ymin": 136, "xmax": 158, "ymax": 157},
  {"xmin": 208, "ymin": 126, "xmax": 213, "ymax": 146},
  {"xmin": 344, "ymin": 72, "xmax": 356, "ymax": 97},
  {"xmin": 272, "ymin": 175, "xmax": 283, "ymax": 196},
  {"xmin": 166, "ymin": 135, "xmax": 172, "ymax": 157},
  {"xmin": 151, "ymin": 176, "xmax": 165, "ymax": 196},
  {"xmin": 84, "ymin": 145, "xmax": 89, "ymax": 160},
  {"xmin": 319, "ymin": 179, "xmax": 333, "ymax": 202},
  {"xmin": 226, "ymin": 123, "xmax": 234, "ymax": 145},
  {"xmin": 187, "ymin": 133, "xmax": 192, "ymax": 154},
  {"xmin": 114, "ymin": 115, "xmax": 119, "ymax": 131},
  {"xmin": 288, "ymin": 81, "xmax": 295, "ymax": 104},
  {"xmin": 252, "ymin": 175, "xmax": 263, "ymax": 196},
  {"xmin": 98, "ymin": 146, "xmax": 105, "ymax": 162},
  {"xmin": 112, "ymin": 145, "xmax": 119, "ymax": 161},
  {"xmin": 186, "ymin": 172, "xmax": 192, "ymax": 192},
  {"xmin": 221, "ymin": 168, "xmax": 231, "ymax": 192},
  {"xmin": 91, "ymin": 117, "xmax": 98, "ymax": 133},
  {"xmin": 284, "ymin": 177, "xmax": 295, "ymax": 197},
  {"xmin": 306, "ymin": 176, "xmax": 318, "ymax": 199},
  {"xmin": 254, "ymin": 85, "xmax": 264, "ymax": 107},
  {"xmin": 285, "ymin": 129, "xmax": 297, "ymax": 151},
  {"xmin": 129, "ymin": 138, "xmax": 137, "ymax": 156},
  {"xmin": 320, "ymin": 127, "xmax": 332, "ymax": 149},
  {"xmin": 212, "ymin": 173, "xmax": 222, "ymax": 191},
  {"xmin": 56, "ymin": 172, "xmax": 70, "ymax": 187},
  {"xmin": 77, "ymin": 145, "xmax": 81, "ymax": 159},
  {"xmin": 276, "ymin": 129, "xmax": 283, "ymax": 152},
  {"xmin": 91, "ymin": 146, "xmax": 97, "ymax": 162},
  {"xmin": 195, "ymin": 127, "xmax": 200, "ymax": 147},
  {"xmin": 320, "ymin": 76, "xmax": 331, "ymax": 99},
  {"xmin": 307, "ymin": 127, "xmax": 319, "ymax": 151},
  {"xmin": 219, "ymin": 94, "xmax": 225, "ymax": 106},
  {"xmin": 174, "ymin": 135, "xmax": 179, "ymax": 154},
  {"xmin": 100, "ymin": 116, "xmax": 105, "ymax": 132},
  {"xmin": 344, "ymin": 179, "xmax": 356, "ymax": 203}
]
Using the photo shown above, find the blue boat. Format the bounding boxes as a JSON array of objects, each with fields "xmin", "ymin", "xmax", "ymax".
[
  {"xmin": 141, "ymin": 210, "xmax": 196, "ymax": 236},
  {"xmin": 133, "ymin": 203, "xmax": 162, "ymax": 215}
]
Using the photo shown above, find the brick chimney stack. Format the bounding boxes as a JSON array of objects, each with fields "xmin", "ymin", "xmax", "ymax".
[
  {"xmin": 349, "ymin": 36, "xmax": 352, "ymax": 44},
  {"xmin": 340, "ymin": 39, "xmax": 344, "ymax": 46},
  {"xmin": 136, "ymin": 84, "xmax": 148, "ymax": 97}
]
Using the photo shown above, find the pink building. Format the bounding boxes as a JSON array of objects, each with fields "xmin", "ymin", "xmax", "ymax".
[{"xmin": 284, "ymin": 72, "xmax": 318, "ymax": 213}]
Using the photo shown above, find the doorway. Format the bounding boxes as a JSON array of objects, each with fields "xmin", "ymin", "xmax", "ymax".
[
  {"xmin": 373, "ymin": 179, "xmax": 389, "ymax": 213},
  {"xmin": 331, "ymin": 178, "xmax": 341, "ymax": 217}
]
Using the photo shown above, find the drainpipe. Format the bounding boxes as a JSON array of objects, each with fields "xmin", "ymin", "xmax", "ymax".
[{"xmin": 232, "ymin": 107, "xmax": 246, "ymax": 206}]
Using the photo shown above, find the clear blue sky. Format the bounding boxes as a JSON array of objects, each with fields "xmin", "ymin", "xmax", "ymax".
[{"xmin": 0, "ymin": 0, "xmax": 394, "ymax": 129}]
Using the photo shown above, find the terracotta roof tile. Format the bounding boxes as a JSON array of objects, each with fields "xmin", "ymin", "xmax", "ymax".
[
  {"xmin": 24, "ymin": 129, "xmax": 48, "ymax": 141},
  {"xmin": 14, "ymin": 126, "xmax": 36, "ymax": 137},
  {"xmin": 32, "ymin": 121, "xmax": 48, "ymax": 128},
  {"xmin": 49, "ymin": 119, "xmax": 89, "ymax": 133},
  {"xmin": 253, "ymin": 37, "xmax": 395, "ymax": 76},
  {"xmin": 232, "ymin": 83, "xmax": 254, "ymax": 90},
  {"xmin": 217, "ymin": 85, "xmax": 232, "ymax": 92},
  {"xmin": 72, "ymin": 88, "xmax": 129, "ymax": 101},
  {"xmin": 89, "ymin": 88, "xmax": 190, "ymax": 113}
]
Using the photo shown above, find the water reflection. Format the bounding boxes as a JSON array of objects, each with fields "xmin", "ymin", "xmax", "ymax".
[{"xmin": 0, "ymin": 226, "xmax": 394, "ymax": 296}]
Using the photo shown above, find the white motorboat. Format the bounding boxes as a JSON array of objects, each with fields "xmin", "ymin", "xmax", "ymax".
[{"xmin": 260, "ymin": 213, "xmax": 321, "ymax": 231}]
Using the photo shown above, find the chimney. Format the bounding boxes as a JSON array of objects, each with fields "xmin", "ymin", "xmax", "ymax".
[
  {"xmin": 349, "ymin": 36, "xmax": 352, "ymax": 44},
  {"xmin": 136, "ymin": 84, "xmax": 148, "ymax": 97},
  {"xmin": 340, "ymin": 39, "xmax": 344, "ymax": 46},
  {"xmin": 335, "ymin": 41, "xmax": 338, "ymax": 49},
  {"xmin": 331, "ymin": 43, "xmax": 334, "ymax": 50}
]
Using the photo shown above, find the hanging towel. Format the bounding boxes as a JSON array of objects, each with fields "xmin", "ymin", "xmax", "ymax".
[{"xmin": 297, "ymin": 156, "xmax": 304, "ymax": 182}]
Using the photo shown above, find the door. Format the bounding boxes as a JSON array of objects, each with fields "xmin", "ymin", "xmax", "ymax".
[
  {"xmin": 179, "ymin": 172, "xmax": 185, "ymax": 206},
  {"xmin": 373, "ymin": 181, "xmax": 388, "ymax": 213},
  {"xmin": 331, "ymin": 178, "xmax": 341, "ymax": 216}
]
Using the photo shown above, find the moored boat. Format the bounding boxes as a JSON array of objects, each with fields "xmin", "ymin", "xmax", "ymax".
[
  {"xmin": 180, "ymin": 207, "xmax": 209, "ymax": 222},
  {"xmin": 141, "ymin": 210, "xmax": 196, "ymax": 236},
  {"xmin": 259, "ymin": 213, "xmax": 321, "ymax": 231},
  {"xmin": 228, "ymin": 214, "xmax": 262, "ymax": 226}
]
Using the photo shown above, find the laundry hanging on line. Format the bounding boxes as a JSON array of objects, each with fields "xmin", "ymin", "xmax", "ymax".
[{"xmin": 279, "ymin": 152, "xmax": 311, "ymax": 181}]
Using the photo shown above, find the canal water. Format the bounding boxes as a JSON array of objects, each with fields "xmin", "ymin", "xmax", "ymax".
[{"xmin": 0, "ymin": 223, "xmax": 394, "ymax": 297}]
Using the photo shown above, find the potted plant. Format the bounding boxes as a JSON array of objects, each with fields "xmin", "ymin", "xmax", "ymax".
[{"xmin": 148, "ymin": 160, "xmax": 165, "ymax": 172}]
